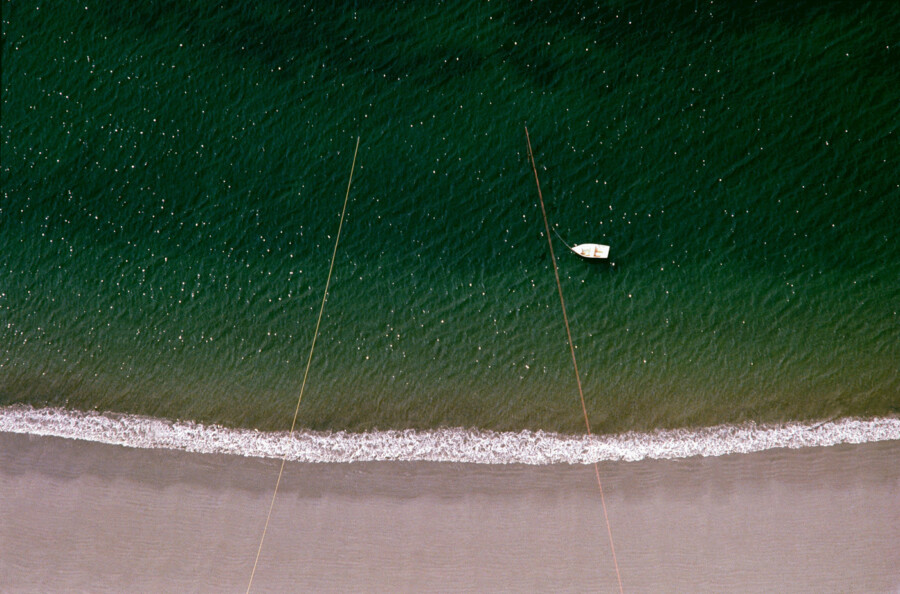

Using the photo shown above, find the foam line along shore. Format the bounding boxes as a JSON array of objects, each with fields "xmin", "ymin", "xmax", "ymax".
[{"xmin": 2, "ymin": 405, "xmax": 897, "ymax": 465}]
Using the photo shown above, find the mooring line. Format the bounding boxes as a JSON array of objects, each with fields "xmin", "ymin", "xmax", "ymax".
[
  {"xmin": 524, "ymin": 126, "xmax": 624, "ymax": 594},
  {"xmin": 247, "ymin": 136, "xmax": 360, "ymax": 593},
  {"xmin": 551, "ymin": 226, "xmax": 574, "ymax": 251}
]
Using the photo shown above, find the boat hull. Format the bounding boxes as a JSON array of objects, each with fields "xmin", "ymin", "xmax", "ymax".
[{"xmin": 571, "ymin": 243, "xmax": 609, "ymax": 259}]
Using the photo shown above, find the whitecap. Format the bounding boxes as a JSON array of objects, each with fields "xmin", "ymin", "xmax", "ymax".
[{"xmin": 1, "ymin": 405, "xmax": 897, "ymax": 465}]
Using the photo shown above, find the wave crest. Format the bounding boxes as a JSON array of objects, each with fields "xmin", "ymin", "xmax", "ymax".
[{"xmin": 2, "ymin": 405, "xmax": 898, "ymax": 464}]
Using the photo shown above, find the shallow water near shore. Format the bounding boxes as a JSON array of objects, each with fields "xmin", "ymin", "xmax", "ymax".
[{"xmin": 2, "ymin": 1, "xmax": 898, "ymax": 435}]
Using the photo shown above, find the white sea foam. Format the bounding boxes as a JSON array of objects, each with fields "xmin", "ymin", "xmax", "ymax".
[{"xmin": 1, "ymin": 405, "xmax": 898, "ymax": 465}]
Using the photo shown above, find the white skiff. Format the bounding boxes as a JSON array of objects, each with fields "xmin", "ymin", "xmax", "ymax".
[{"xmin": 570, "ymin": 243, "xmax": 610, "ymax": 259}]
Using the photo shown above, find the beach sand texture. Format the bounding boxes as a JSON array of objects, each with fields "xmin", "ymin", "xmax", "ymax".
[{"xmin": 2, "ymin": 432, "xmax": 897, "ymax": 593}]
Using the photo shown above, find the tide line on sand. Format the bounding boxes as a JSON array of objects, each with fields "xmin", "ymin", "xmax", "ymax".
[{"xmin": 1, "ymin": 405, "xmax": 898, "ymax": 465}]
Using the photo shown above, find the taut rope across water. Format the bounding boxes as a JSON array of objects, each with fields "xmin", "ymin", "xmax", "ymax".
[
  {"xmin": 524, "ymin": 126, "xmax": 624, "ymax": 593},
  {"xmin": 247, "ymin": 137, "xmax": 360, "ymax": 593}
]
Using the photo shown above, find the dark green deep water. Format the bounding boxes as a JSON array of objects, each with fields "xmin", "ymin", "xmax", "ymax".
[{"xmin": 2, "ymin": 1, "xmax": 898, "ymax": 434}]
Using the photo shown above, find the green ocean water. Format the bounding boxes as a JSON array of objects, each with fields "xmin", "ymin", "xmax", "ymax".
[{"xmin": 2, "ymin": 1, "xmax": 898, "ymax": 435}]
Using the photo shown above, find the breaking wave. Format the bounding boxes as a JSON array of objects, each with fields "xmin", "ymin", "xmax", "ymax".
[{"xmin": 1, "ymin": 405, "xmax": 898, "ymax": 465}]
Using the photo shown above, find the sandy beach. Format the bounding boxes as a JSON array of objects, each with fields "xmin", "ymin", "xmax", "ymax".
[{"xmin": 1, "ymin": 431, "xmax": 898, "ymax": 593}]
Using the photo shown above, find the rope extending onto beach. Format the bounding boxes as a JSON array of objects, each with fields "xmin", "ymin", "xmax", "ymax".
[
  {"xmin": 524, "ymin": 126, "xmax": 624, "ymax": 594},
  {"xmin": 247, "ymin": 136, "xmax": 360, "ymax": 593}
]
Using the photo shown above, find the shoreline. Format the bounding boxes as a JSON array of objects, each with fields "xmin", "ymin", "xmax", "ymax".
[
  {"xmin": 2, "ymin": 404, "xmax": 898, "ymax": 464},
  {"xmin": 2, "ymin": 430, "xmax": 898, "ymax": 592}
]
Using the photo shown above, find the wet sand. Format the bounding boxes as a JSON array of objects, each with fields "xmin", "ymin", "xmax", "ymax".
[{"xmin": 1, "ymin": 431, "xmax": 898, "ymax": 592}]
